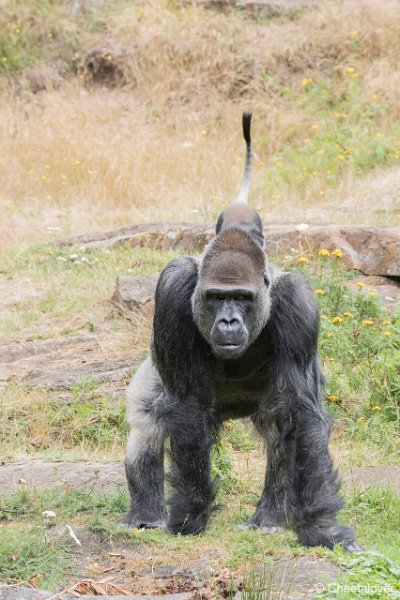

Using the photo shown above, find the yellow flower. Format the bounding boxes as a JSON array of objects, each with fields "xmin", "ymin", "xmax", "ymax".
[
  {"xmin": 357, "ymin": 416, "xmax": 366, "ymax": 424},
  {"xmin": 337, "ymin": 154, "xmax": 345, "ymax": 161},
  {"xmin": 310, "ymin": 124, "xmax": 319, "ymax": 130},
  {"xmin": 383, "ymin": 331, "xmax": 392, "ymax": 337},
  {"xmin": 332, "ymin": 316, "xmax": 343, "ymax": 324},
  {"xmin": 371, "ymin": 406, "xmax": 381, "ymax": 412},
  {"xmin": 319, "ymin": 190, "xmax": 325, "ymax": 196},
  {"xmin": 327, "ymin": 395, "xmax": 339, "ymax": 402},
  {"xmin": 326, "ymin": 332, "xmax": 334, "ymax": 338},
  {"xmin": 297, "ymin": 257, "xmax": 309, "ymax": 265},
  {"xmin": 1, "ymin": 56, "xmax": 8, "ymax": 62},
  {"xmin": 351, "ymin": 30, "xmax": 359, "ymax": 36},
  {"xmin": 331, "ymin": 248, "xmax": 343, "ymax": 258},
  {"xmin": 315, "ymin": 289, "xmax": 325, "ymax": 296},
  {"xmin": 368, "ymin": 290, "xmax": 377, "ymax": 297},
  {"xmin": 303, "ymin": 138, "xmax": 310, "ymax": 144},
  {"xmin": 343, "ymin": 312, "xmax": 353, "ymax": 318},
  {"xmin": 318, "ymin": 249, "xmax": 330, "ymax": 257},
  {"xmin": 356, "ymin": 282, "xmax": 366, "ymax": 288},
  {"xmin": 362, "ymin": 319, "xmax": 373, "ymax": 326},
  {"xmin": 302, "ymin": 77, "xmax": 313, "ymax": 86},
  {"xmin": 345, "ymin": 67, "xmax": 355, "ymax": 74},
  {"xmin": 383, "ymin": 320, "xmax": 391, "ymax": 326}
]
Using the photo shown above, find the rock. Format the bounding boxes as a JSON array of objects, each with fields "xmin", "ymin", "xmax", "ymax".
[
  {"xmin": 0, "ymin": 335, "xmax": 143, "ymax": 389},
  {"xmin": 21, "ymin": 356, "xmax": 138, "ymax": 389},
  {"xmin": 0, "ymin": 459, "xmax": 125, "ymax": 493},
  {"xmin": 54, "ymin": 222, "xmax": 400, "ymax": 279},
  {"xmin": 112, "ymin": 275, "xmax": 159, "ymax": 311},
  {"xmin": 347, "ymin": 275, "xmax": 400, "ymax": 310}
]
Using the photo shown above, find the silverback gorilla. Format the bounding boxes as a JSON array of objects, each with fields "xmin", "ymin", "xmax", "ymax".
[{"xmin": 122, "ymin": 113, "xmax": 360, "ymax": 552}]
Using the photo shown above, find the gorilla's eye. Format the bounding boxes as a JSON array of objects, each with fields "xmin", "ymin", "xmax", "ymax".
[
  {"xmin": 235, "ymin": 295, "xmax": 249, "ymax": 301},
  {"xmin": 208, "ymin": 293, "xmax": 226, "ymax": 301},
  {"xmin": 264, "ymin": 275, "xmax": 270, "ymax": 287}
]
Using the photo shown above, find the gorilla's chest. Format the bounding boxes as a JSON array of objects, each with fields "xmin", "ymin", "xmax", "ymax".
[{"xmin": 214, "ymin": 345, "xmax": 272, "ymax": 419}]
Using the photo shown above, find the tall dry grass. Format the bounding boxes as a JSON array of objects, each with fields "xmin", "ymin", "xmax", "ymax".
[{"xmin": 1, "ymin": 0, "xmax": 400, "ymax": 257}]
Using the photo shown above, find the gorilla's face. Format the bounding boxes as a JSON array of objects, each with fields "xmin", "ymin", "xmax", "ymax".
[{"xmin": 192, "ymin": 229, "xmax": 271, "ymax": 360}]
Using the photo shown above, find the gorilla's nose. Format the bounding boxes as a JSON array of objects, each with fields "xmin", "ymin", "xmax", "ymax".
[
  {"xmin": 217, "ymin": 317, "xmax": 241, "ymax": 333},
  {"xmin": 215, "ymin": 317, "xmax": 243, "ymax": 344}
]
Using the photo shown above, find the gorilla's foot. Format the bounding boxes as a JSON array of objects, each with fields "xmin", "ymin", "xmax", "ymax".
[
  {"xmin": 296, "ymin": 523, "xmax": 360, "ymax": 552},
  {"xmin": 168, "ymin": 492, "xmax": 217, "ymax": 535},
  {"xmin": 120, "ymin": 509, "xmax": 166, "ymax": 530}
]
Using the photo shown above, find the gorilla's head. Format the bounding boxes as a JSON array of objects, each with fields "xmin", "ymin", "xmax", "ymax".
[{"xmin": 192, "ymin": 228, "xmax": 271, "ymax": 360}]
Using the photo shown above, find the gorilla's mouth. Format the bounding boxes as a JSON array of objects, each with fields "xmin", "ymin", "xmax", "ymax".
[{"xmin": 213, "ymin": 340, "xmax": 247, "ymax": 358}]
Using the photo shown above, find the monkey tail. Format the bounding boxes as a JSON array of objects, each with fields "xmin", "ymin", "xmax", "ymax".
[{"xmin": 234, "ymin": 112, "xmax": 252, "ymax": 205}]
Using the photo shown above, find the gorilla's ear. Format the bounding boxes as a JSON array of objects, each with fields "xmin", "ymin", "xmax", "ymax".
[{"xmin": 152, "ymin": 257, "xmax": 215, "ymax": 399}]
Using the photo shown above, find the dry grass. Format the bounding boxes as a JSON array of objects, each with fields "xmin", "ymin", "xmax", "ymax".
[{"xmin": 1, "ymin": 0, "xmax": 400, "ymax": 259}]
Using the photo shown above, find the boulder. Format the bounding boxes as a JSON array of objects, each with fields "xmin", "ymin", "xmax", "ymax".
[
  {"xmin": 112, "ymin": 275, "xmax": 159, "ymax": 311},
  {"xmin": 54, "ymin": 222, "xmax": 400, "ymax": 278}
]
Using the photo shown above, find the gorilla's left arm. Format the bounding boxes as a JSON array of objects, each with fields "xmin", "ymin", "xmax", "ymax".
[{"xmin": 267, "ymin": 271, "xmax": 323, "ymax": 411}]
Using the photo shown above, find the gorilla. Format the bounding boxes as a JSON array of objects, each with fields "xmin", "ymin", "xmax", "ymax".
[{"xmin": 122, "ymin": 113, "xmax": 361, "ymax": 552}]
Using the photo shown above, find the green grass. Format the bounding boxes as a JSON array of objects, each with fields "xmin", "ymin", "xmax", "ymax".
[
  {"xmin": 262, "ymin": 75, "xmax": 400, "ymax": 199},
  {"xmin": 1, "ymin": 245, "xmax": 399, "ymax": 462},
  {"xmin": 1, "ymin": 484, "xmax": 399, "ymax": 595},
  {"xmin": 0, "ymin": 244, "xmax": 180, "ymax": 336}
]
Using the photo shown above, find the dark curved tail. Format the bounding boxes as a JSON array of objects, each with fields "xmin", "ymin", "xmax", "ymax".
[{"xmin": 234, "ymin": 112, "xmax": 252, "ymax": 204}]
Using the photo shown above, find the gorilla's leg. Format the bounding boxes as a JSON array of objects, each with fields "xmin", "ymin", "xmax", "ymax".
[
  {"xmin": 122, "ymin": 358, "xmax": 167, "ymax": 529},
  {"xmin": 167, "ymin": 401, "xmax": 218, "ymax": 535},
  {"xmin": 292, "ymin": 408, "xmax": 360, "ymax": 552},
  {"xmin": 250, "ymin": 414, "xmax": 295, "ymax": 532}
]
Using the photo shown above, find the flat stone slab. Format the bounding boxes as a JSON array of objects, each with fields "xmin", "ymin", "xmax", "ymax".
[
  {"xmin": 1, "ymin": 460, "xmax": 399, "ymax": 496},
  {"xmin": 347, "ymin": 275, "xmax": 400, "ymax": 309},
  {"xmin": 53, "ymin": 222, "xmax": 400, "ymax": 278},
  {"xmin": 0, "ymin": 588, "xmax": 191, "ymax": 600},
  {"xmin": 0, "ymin": 335, "xmax": 143, "ymax": 390},
  {"xmin": 0, "ymin": 460, "xmax": 125, "ymax": 494}
]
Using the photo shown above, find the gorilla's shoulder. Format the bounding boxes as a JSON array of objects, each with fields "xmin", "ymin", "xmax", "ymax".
[
  {"xmin": 268, "ymin": 271, "xmax": 319, "ymax": 363},
  {"xmin": 156, "ymin": 256, "xmax": 199, "ymax": 302},
  {"xmin": 154, "ymin": 256, "xmax": 198, "ymax": 328}
]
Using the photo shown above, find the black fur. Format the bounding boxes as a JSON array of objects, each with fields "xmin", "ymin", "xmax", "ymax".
[{"xmin": 123, "ymin": 113, "xmax": 360, "ymax": 552}]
